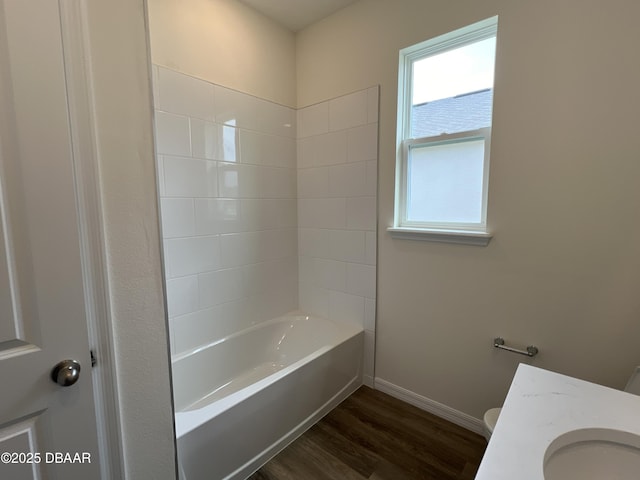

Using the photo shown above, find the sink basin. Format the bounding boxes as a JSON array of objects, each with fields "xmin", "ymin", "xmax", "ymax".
[{"xmin": 544, "ymin": 428, "xmax": 640, "ymax": 479}]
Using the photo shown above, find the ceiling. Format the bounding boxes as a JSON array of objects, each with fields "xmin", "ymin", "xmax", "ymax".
[{"xmin": 238, "ymin": 0, "xmax": 359, "ymax": 32}]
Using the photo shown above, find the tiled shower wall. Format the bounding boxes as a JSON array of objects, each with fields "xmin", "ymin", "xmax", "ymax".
[
  {"xmin": 297, "ymin": 88, "xmax": 379, "ymax": 386},
  {"xmin": 153, "ymin": 67, "xmax": 378, "ymax": 383},
  {"xmin": 153, "ymin": 66, "xmax": 298, "ymax": 355}
]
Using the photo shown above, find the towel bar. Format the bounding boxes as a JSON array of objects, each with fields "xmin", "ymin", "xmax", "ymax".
[{"xmin": 493, "ymin": 337, "xmax": 538, "ymax": 357}]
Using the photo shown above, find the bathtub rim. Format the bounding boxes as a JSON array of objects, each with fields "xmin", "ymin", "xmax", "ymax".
[{"xmin": 171, "ymin": 310, "xmax": 360, "ymax": 364}]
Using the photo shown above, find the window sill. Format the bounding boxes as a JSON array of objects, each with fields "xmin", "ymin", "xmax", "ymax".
[{"xmin": 387, "ymin": 227, "xmax": 492, "ymax": 246}]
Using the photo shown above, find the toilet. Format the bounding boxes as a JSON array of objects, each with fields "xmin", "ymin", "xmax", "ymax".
[
  {"xmin": 482, "ymin": 407, "xmax": 501, "ymax": 441},
  {"xmin": 482, "ymin": 366, "xmax": 640, "ymax": 441}
]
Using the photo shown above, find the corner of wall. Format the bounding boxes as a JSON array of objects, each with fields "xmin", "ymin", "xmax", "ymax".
[{"xmin": 85, "ymin": 1, "xmax": 176, "ymax": 478}]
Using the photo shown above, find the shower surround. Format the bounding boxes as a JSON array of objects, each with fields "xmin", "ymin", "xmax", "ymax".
[{"xmin": 153, "ymin": 65, "xmax": 378, "ymax": 383}]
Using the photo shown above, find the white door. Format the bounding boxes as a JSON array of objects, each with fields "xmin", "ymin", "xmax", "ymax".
[{"xmin": 0, "ymin": 0, "xmax": 102, "ymax": 479}]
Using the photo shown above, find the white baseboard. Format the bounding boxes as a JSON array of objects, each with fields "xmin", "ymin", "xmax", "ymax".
[
  {"xmin": 363, "ymin": 375, "xmax": 374, "ymax": 388},
  {"xmin": 374, "ymin": 378, "xmax": 484, "ymax": 435}
]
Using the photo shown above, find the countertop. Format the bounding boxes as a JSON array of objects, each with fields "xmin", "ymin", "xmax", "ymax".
[{"xmin": 475, "ymin": 364, "xmax": 640, "ymax": 479}]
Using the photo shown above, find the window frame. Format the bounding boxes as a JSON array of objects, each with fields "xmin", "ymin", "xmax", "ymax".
[{"xmin": 391, "ymin": 16, "xmax": 498, "ymax": 245}]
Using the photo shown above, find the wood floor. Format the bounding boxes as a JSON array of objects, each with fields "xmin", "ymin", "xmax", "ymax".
[{"xmin": 248, "ymin": 386, "xmax": 487, "ymax": 480}]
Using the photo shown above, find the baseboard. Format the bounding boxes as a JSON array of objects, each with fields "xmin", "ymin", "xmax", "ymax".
[
  {"xmin": 363, "ymin": 374, "xmax": 374, "ymax": 388},
  {"xmin": 374, "ymin": 378, "xmax": 484, "ymax": 435}
]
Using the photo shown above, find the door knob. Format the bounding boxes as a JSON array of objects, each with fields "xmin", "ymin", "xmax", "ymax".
[{"xmin": 51, "ymin": 359, "xmax": 81, "ymax": 386}]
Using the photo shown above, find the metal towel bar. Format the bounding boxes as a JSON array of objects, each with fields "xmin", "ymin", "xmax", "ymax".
[{"xmin": 493, "ymin": 337, "xmax": 539, "ymax": 357}]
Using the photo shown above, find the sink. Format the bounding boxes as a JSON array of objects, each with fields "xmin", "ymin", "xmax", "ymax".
[{"xmin": 544, "ymin": 428, "xmax": 640, "ymax": 479}]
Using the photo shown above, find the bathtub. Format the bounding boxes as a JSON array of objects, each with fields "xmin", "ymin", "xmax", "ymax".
[{"xmin": 172, "ymin": 313, "xmax": 364, "ymax": 480}]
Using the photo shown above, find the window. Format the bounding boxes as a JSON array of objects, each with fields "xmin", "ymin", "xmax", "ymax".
[{"xmin": 390, "ymin": 17, "xmax": 498, "ymax": 245}]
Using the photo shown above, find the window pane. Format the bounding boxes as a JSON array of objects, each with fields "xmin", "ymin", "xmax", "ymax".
[
  {"xmin": 412, "ymin": 37, "xmax": 496, "ymax": 104},
  {"xmin": 407, "ymin": 139, "xmax": 485, "ymax": 224},
  {"xmin": 411, "ymin": 37, "xmax": 495, "ymax": 138},
  {"xmin": 411, "ymin": 89, "xmax": 493, "ymax": 138}
]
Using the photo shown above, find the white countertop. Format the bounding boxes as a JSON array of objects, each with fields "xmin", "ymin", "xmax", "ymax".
[{"xmin": 475, "ymin": 364, "xmax": 640, "ymax": 479}]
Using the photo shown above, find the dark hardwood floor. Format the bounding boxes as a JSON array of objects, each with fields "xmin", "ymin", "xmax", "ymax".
[{"xmin": 248, "ymin": 386, "xmax": 487, "ymax": 480}]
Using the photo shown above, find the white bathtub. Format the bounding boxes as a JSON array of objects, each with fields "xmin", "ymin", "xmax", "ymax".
[{"xmin": 172, "ymin": 313, "xmax": 364, "ymax": 480}]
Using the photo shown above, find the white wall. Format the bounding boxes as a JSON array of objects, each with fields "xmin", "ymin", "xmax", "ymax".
[
  {"xmin": 153, "ymin": 66, "xmax": 298, "ymax": 355},
  {"xmin": 297, "ymin": 0, "xmax": 640, "ymax": 419},
  {"xmin": 149, "ymin": 1, "xmax": 380, "ymax": 382},
  {"xmin": 297, "ymin": 88, "xmax": 379, "ymax": 385},
  {"xmin": 147, "ymin": 0, "xmax": 296, "ymax": 107},
  {"xmin": 85, "ymin": 1, "xmax": 176, "ymax": 478}
]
